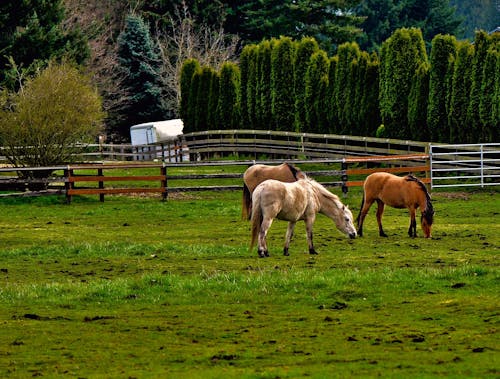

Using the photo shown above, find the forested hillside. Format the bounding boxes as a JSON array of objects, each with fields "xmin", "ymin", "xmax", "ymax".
[{"xmin": 0, "ymin": 0, "xmax": 498, "ymax": 143}]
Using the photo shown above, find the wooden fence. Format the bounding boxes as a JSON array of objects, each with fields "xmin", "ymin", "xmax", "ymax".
[
  {"xmin": 0, "ymin": 154, "xmax": 430, "ymax": 201},
  {"xmin": 0, "ymin": 130, "xmax": 429, "ymax": 163}
]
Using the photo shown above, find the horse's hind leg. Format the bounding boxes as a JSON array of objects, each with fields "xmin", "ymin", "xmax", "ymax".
[
  {"xmin": 357, "ymin": 198, "xmax": 374, "ymax": 237},
  {"xmin": 283, "ymin": 222, "xmax": 296, "ymax": 256},
  {"xmin": 305, "ymin": 218, "xmax": 318, "ymax": 255},
  {"xmin": 258, "ymin": 217, "xmax": 273, "ymax": 257},
  {"xmin": 408, "ymin": 209, "xmax": 417, "ymax": 237},
  {"xmin": 376, "ymin": 200, "xmax": 388, "ymax": 237}
]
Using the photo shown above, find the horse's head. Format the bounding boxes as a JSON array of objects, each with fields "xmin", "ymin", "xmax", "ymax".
[
  {"xmin": 336, "ymin": 204, "xmax": 357, "ymax": 239},
  {"xmin": 421, "ymin": 208, "xmax": 434, "ymax": 238}
]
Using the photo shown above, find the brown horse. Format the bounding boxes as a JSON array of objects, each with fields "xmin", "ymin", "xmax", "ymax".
[
  {"xmin": 356, "ymin": 172, "xmax": 434, "ymax": 238},
  {"xmin": 242, "ymin": 162, "xmax": 306, "ymax": 219},
  {"xmin": 250, "ymin": 177, "xmax": 357, "ymax": 258}
]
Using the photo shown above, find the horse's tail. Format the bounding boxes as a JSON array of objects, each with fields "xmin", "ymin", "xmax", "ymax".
[
  {"xmin": 250, "ymin": 197, "xmax": 262, "ymax": 250},
  {"xmin": 242, "ymin": 183, "xmax": 252, "ymax": 220}
]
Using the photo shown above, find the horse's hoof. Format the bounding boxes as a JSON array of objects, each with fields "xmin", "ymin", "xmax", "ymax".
[
  {"xmin": 258, "ymin": 250, "xmax": 266, "ymax": 258},
  {"xmin": 309, "ymin": 249, "xmax": 318, "ymax": 255},
  {"xmin": 283, "ymin": 248, "xmax": 289, "ymax": 256},
  {"xmin": 380, "ymin": 233, "xmax": 388, "ymax": 237},
  {"xmin": 265, "ymin": 251, "xmax": 270, "ymax": 257}
]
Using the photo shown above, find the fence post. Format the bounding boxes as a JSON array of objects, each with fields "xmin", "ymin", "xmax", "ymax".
[
  {"xmin": 162, "ymin": 165, "xmax": 168, "ymax": 200},
  {"xmin": 98, "ymin": 168, "xmax": 105, "ymax": 202},
  {"xmin": 341, "ymin": 159, "xmax": 348, "ymax": 196},
  {"xmin": 65, "ymin": 167, "xmax": 73, "ymax": 204}
]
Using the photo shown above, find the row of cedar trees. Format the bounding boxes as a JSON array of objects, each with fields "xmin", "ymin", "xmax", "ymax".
[{"xmin": 180, "ymin": 28, "xmax": 499, "ymax": 143}]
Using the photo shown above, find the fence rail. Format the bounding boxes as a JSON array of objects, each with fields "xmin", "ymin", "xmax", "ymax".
[{"xmin": 430, "ymin": 143, "xmax": 500, "ymax": 188}]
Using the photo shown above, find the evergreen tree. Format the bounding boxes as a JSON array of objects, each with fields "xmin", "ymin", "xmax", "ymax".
[
  {"xmin": 238, "ymin": 46, "xmax": 252, "ymax": 128},
  {"xmin": 0, "ymin": 0, "xmax": 88, "ymax": 88},
  {"xmin": 362, "ymin": 53, "xmax": 381, "ymax": 136},
  {"xmin": 335, "ymin": 42, "xmax": 361, "ymax": 134},
  {"xmin": 294, "ymin": 37, "xmax": 319, "ymax": 132},
  {"xmin": 304, "ymin": 51, "xmax": 330, "ymax": 133},
  {"xmin": 180, "ymin": 58, "xmax": 201, "ymax": 129},
  {"xmin": 408, "ymin": 62, "xmax": 430, "ymax": 141},
  {"xmin": 117, "ymin": 15, "xmax": 167, "ymax": 138},
  {"xmin": 271, "ymin": 37, "xmax": 296, "ymax": 131},
  {"xmin": 217, "ymin": 62, "xmax": 240, "ymax": 129},
  {"xmin": 326, "ymin": 56, "xmax": 339, "ymax": 133},
  {"xmin": 466, "ymin": 31, "xmax": 491, "ymax": 142},
  {"xmin": 187, "ymin": 68, "xmax": 202, "ymax": 133},
  {"xmin": 379, "ymin": 28, "xmax": 427, "ymax": 139},
  {"xmin": 448, "ymin": 41, "xmax": 474, "ymax": 143},
  {"xmin": 479, "ymin": 46, "xmax": 500, "ymax": 142},
  {"xmin": 245, "ymin": 45, "xmax": 259, "ymax": 129},
  {"xmin": 257, "ymin": 40, "xmax": 273, "ymax": 130},
  {"xmin": 195, "ymin": 66, "xmax": 214, "ymax": 131},
  {"xmin": 427, "ymin": 34, "xmax": 457, "ymax": 142},
  {"xmin": 208, "ymin": 69, "xmax": 220, "ymax": 129}
]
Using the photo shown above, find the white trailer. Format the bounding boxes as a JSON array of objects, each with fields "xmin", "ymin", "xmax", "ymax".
[{"xmin": 129, "ymin": 119, "xmax": 187, "ymax": 161}]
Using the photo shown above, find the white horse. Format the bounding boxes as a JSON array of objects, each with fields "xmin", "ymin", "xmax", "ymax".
[{"xmin": 250, "ymin": 178, "xmax": 357, "ymax": 258}]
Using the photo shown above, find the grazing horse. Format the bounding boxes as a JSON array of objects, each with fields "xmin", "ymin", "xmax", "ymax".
[
  {"xmin": 242, "ymin": 162, "xmax": 306, "ymax": 219},
  {"xmin": 356, "ymin": 172, "xmax": 434, "ymax": 238},
  {"xmin": 250, "ymin": 178, "xmax": 357, "ymax": 258}
]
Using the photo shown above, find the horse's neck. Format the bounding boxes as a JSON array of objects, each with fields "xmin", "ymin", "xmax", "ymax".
[{"xmin": 311, "ymin": 184, "xmax": 341, "ymax": 218}]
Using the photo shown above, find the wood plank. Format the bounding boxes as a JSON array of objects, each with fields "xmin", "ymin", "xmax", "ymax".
[
  {"xmin": 346, "ymin": 165, "xmax": 430, "ymax": 175},
  {"xmin": 68, "ymin": 175, "xmax": 166, "ymax": 182},
  {"xmin": 67, "ymin": 188, "xmax": 166, "ymax": 195}
]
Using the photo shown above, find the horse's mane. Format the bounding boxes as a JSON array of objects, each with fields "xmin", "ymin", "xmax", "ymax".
[
  {"xmin": 285, "ymin": 162, "xmax": 304, "ymax": 180},
  {"xmin": 405, "ymin": 174, "xmax": 434, "ymax": 224},
  {"xmin": 304, "ymin": 177, "xmax": 343, "ymax": 207}
]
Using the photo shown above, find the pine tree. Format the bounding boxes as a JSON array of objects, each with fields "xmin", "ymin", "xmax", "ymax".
[
  {"xmin": 379, "ymin": 28, "xmax": 428, "ymax": 139},
  {"xmin": 294, "ymin": 37, "xmax": 319, "ymax": 132},
  {"xmin": 257, "ymin": 40, "xmax": 273, "ymax": 130},
  {"xmin": 448, "ymin": 41, "xmax": 474, "ymax": 143},
  {"xmin": 217, "ymin": 62, "xmax": 240, "ymax": 130},
  {"xmin": 427, "ymin": 34, "xmax": 457, "ymax": 142},
  {"xmin": 326, "ymin": 56, "xmax": 339, "ymax": 133},
  {"xmin": 180, "ymin": 58, "xmax": 201, "ymax": 130},
  {"xmin": 408, "ymin": 62, "xmax": 430, "ymax": 141},
  {"xmin": 239, "ymin": 46, "xmax": 252, "ymax": 128},
  {"xmin": 117, "ymin": 15, "xmax": 166, "ymax": 137},
  {"xmin": 304, "ymin": 51, "xmax": 329, "ymax": 133},
  {"xmin": 362, "ymin": 53, "xmax": 381, "ymax": 136},
  {"xmin": 479, "ymin": 45, "xmax": 500, "ymax": 142},
  {"xmin": 271, "ymin": 37, "xmax": 296, "ymax": 131},
  {"xmin": 207, "ymin": 69, "xmax": 220, "ymax": 130}
]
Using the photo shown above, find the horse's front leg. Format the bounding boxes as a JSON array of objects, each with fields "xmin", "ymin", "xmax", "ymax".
[
  {"xmin": 376, "ymin": 200, "xmax": 388, "ymax": 237},
  {"xmin": 283, "ymin": 221, "xmax": 296, "ymax": 256},
  {"xmin": 258, "ymin": 217, "xmax": 273, "ymax": 257},
  {"xmin": 408, "ymin": 208, "xmax": 417, "ymax": 237},
  {"xmin": 357, "ymin": 198, "xmax": 374, "ymax": 237},
  {"xmin": 305, "ymin": 218, "xmax": 317, "ymax": 255}
]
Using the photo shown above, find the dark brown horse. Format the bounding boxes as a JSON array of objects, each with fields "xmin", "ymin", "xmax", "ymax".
[
  {"xmin": 356, "ymin": 172, "xmax": 434, "ymax": 238},
  {"xmin": 242, "ymin": 162, "xmax": 306, "ymax": 219}
]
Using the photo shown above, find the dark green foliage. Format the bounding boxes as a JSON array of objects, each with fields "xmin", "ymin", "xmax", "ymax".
[
  {"xmin": 326, "ymin": 56, "xmax": 339, "ymax": 133},
  {"xmin": 304, "ymin": 51, "xmax": 330, "ymax": 133},
  {"xmin": 245, "ymin": 45, "xmax": 259, "ymax": 129},
  {"xmin": 466, "ymin": 31, "xmax": 491, "ymax": 141},
  {"xmin": 0, "ymin": 0, "xmax": 88, "ymax": 89},
  {"xmin": 117, "ymin": 15, "xmax": 167, "ymax": 137},
  {"xmin": 448, "ymin": 41, "xmax": 474, "ymax": 143},
  {"xmin": 450, "ymin": 0, "xmax": 500, "ymax": 39},
  {"xmin": 217, "ymin": 62, "xmax": 240, "ymax": 130},
  {"xmin": 180, "ymin": 58, "xmax": 201, "ymax": 131},
  {"xmin": 271, "ymin": 37, "xmax": 296, "ymax": 131},
  {"xmin": 379, "ymin": 28, "xmax": 428, "ymax": 139},
  {"xmin": 408, "ymin": 63, "xmax": 430, "ymax": 141},
  {"xmin": 294, "ymin": 38, "xmax": 320, "ymax": 132},
  {"xmin": 187, "ymin": 69, "xmax": 202, "ymax": 133},
  {"xmin": 362, "ymin": 53, "xmax": 381, "ymax": 136},
  {"xmin": 257, "ymin": 41, "xmax": 273, "ymax": 130},
  {"xmin": 208, "ymin": 70, "xmax": 220, "ymax": 130},
  {"xmin": 358, "ymin": 0, "xmax": 463, "ymax": 51},
  {"xmin": 427, "ymin": 34, "xmax": 457, "ymax": 142},
  {"xmin": 194, "ymin": 66, "xmax": 214, "ymax": 131},
  {"xmin": 335, "ymin": 42, "xmax": 361, "ymax": 134},
  {"xmin": 238, "ymin": 46, "xmax": 252, "ymax": 128},
  {"xmin": 232, "ymin": 0, "xmax": 363, "ymax": 52},
  {"xmin": 479, "ymin": 45, "xmax": 500, "ymax": 142}
]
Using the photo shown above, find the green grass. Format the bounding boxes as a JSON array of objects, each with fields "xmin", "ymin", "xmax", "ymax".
[{"xmin": 0, "ymin": 187, "xmax": 498, "ymax": 378}]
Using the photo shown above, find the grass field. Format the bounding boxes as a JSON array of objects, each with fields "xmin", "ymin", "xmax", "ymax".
[{"xmin": 0, "ymin": 183, "xmax": 498, "ymax": 378}]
